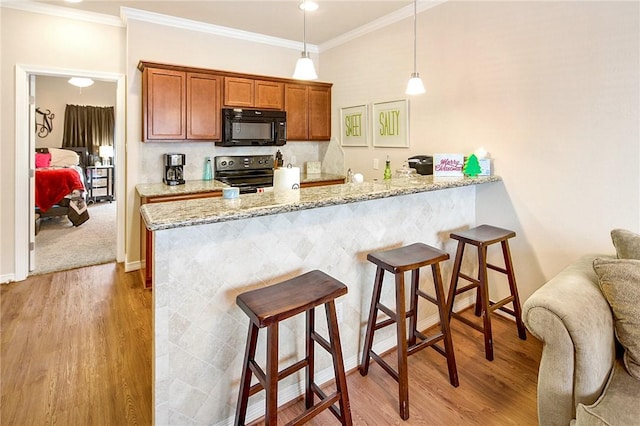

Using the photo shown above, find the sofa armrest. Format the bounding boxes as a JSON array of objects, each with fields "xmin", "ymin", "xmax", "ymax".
[{"xmin": 522, "ymin": 255, "xmax": 616, "ymax": 426}]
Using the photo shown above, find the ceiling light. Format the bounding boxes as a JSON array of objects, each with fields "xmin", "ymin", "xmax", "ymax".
[
  {"xmin": 292, "ymin": 4, "xmax": 318, "ymax": 80},
  {"xmin": 299, "ymin": 1, "xmax": 319, "ymax": 12},
  {"xmin": 68, "ymin": 77, "xmax": 94, "ymax": 88},
  {"xmin": 65, "ymin": 0, "xmax": 83, "ymax": 3},
  {"xmin": 406, "ymin": 0, "xmax": 425, "ymax": 95}
]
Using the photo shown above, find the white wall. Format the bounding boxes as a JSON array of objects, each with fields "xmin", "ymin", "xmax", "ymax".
[
  {"xmin": 0, "ymin": 7, "xmax": 125, "ymax": 281},
  {"xmin": 323, "ymin": 1, "xmax": 640, "ymax": 301}
]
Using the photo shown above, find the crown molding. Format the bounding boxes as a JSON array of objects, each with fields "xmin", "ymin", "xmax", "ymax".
[
  {"xmin": 0, "ymin": 0, "xmax": 124, "ymax": 27},
  {"xmin": 121, "ymin": 7, "xmax": 318, "ymax": 54},
  {"xmin": 320, "ymin": 0, "xmax": 447, "ymax": 52}
]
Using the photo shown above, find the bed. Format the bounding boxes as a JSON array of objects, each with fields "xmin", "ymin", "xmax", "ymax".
[{"xmin": 35, "ymin": 147, "xmax": 90, "ymax": 227}]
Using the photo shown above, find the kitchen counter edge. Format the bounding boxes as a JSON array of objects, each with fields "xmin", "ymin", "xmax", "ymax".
[{"xmin": 141, "ymin": 175, "xmax": 501, "ymax": 232}]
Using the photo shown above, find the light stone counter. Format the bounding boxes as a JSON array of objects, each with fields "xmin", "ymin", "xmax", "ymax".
[
  {"xmin": 141, "ymin": 175, "xmax": 500, "ymax": 231},
  {"xmin": 136, "ymin": 180, "xmax": 227, "ymax": 198},
  {"xmin": 150, "ymin": 175, "xmax": 501, "ymax": 425}
]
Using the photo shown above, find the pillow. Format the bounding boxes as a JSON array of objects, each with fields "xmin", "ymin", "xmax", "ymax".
[
  {"xmin": 612, "ymin": 229, "xmax": 640, "ymax": 260},
  {"xmin": 35, "ymin": 152, "xmax": 51, "ymax": 168},
  {"xmin": 49, "ymin": 148, "xmax": 79, "ymax": 167},
  {"xmin": 593, "ymin": 257, "xmax": 640, "ymax": 380}
]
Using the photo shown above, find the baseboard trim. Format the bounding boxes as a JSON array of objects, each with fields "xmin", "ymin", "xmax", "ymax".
[
  {"xmin": 125, "ymin": 260, "xmax": 141, "ymax": 272},
  {"xmin": 1, "ymin": 274, "xmax": 16, "ymax": 284}
]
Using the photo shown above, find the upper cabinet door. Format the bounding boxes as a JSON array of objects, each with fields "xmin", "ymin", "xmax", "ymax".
[
  {"xmin": 187, "ymin": 73, "xmax": 222, "ymax": 140},
  {"xmin": 224, "ymin": 77, "xmax": 254, "ymax": 107},
  {"xmin": 308, "ymin": 86, "xmax": 331, "ymax": 141},
  {"xmin": 254, "ymin": 80, "xmax": 284, "ymax": 110},
  {"xmin": 284, "ymin": 84, "xmax": 309, "ymax": 141},
  {"xmin": 144, "ymin": 68, "xmax": 186, "ymax": 140}
]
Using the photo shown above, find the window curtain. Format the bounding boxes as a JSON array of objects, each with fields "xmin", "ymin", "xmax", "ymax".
[{"xmin": 62, "ymin": 105, "xmax": 115, "ymax": 158}]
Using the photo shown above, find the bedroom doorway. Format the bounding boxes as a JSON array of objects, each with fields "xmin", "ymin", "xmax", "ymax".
[
  {"xmin": 14, "ymin": 65, "xmax": 125, "ymax": 282},
  {"xmin": 30, "ymin": 75, "xmax": 118, "ymax": 275}
]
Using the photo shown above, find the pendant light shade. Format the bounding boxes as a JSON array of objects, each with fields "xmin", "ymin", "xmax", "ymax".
[
  {"xmin": 293, "ymin": 2, "xmax": 318, "ymax": 80},
  {"xmin": 293, "ymin": 52, "xmax": 318, "ymax": 80},
  {"xmin": 406, "ymin": 0, "xmax": 425, "ymax": 95}
]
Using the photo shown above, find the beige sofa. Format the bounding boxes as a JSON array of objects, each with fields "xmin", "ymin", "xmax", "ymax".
[{"xmin": 522, "ymin": 255, "xmax": 640, "ymax": 426}]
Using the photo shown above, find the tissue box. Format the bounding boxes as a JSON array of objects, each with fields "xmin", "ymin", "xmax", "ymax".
[
  {"xmin": 306, "ymin": 161, "xmax": 321, "ymax": 174},
  {"xmin": 434, "ymin": 154, "xmax": 464, "ymax": 177}
]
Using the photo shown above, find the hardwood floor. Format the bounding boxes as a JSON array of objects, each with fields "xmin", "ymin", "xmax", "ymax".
[
  {"xmin": 1, "ymin": 263, "xmax": 542, "ymax": 425},
  {"xmin": 1, "ymin": 263, "xmax": 152, "ymax": 425}
]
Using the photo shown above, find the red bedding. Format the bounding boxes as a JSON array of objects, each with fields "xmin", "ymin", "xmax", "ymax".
[{"xmin": 35, "ymin": 168, "xmax": 85, "ymax": 212}]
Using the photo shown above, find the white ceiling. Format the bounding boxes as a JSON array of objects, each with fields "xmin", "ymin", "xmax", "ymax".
[{"xmin": 35, "ymin": 0, "xmax": 416, "ymax": 45}]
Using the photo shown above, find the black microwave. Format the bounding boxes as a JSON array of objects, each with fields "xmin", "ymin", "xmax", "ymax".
[{"xmin": 217, "ymin": 108, "xmax": 287, "ymax": 147}]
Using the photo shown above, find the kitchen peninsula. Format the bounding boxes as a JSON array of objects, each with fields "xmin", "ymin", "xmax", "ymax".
[
  {"xmin": 141, "ymin": 175, "xmax": 501, "ymax": 425},
  {"xmin": 136, "ymin": 172, "xmax": 345, "ymax": 287}
]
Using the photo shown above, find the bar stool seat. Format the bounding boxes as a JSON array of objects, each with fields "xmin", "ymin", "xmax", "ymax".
[
  {"xmin": 360, "ymin": 243, "xmax": 459, "ymax": 420},
  {"xmin": 235, "ymin": 270, "xmax": 352, "ymax": 426},
  {"xmin": 447, "ymin": 224, "xmax": 527, "ymax": 362}
]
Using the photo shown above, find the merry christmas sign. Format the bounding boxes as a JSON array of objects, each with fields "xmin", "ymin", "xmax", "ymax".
[{"xmin": 434, "ymin": 154, "xmax": 464, "ymax": 177}]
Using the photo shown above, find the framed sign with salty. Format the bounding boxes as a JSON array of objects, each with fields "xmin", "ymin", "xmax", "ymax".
[
  {"xmin": 372, "ymin": 99, "xmax": 409, "ymax": 148},
  {"xmin": 340, "ymin": 104, "xmax": 368, "ymax": 147}
]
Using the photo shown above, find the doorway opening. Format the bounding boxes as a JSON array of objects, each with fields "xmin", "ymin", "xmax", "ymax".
[{"xmin": 14, "ymin": 65, "xmax": 125, "ymax": 281}]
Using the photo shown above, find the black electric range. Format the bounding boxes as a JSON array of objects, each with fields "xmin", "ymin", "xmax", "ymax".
[{"xmin": 214, "ymin": 155, "xmax": 274, "ymax": 193}]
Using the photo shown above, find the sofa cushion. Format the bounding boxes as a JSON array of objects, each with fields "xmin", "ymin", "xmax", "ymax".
[
  {"xmin": 611, "ymin": 229, "xmax": 640, "ymax": 260},
  {"xmin": 575, "ymin": 360, "xmax": 640, "ymax": 425},
  {"xmin": 593, "ymin": 258, "xmax": 640, "ymax": 380}
]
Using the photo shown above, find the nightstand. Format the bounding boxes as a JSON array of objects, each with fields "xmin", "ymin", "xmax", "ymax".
[{"xmin": 86, "ymin": 165, "xmax": 115, "ymax": 203}]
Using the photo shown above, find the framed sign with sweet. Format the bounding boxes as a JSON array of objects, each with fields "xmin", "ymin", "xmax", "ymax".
[{"xmin": 340, "ymin": 104, "xmax": 368, "ymax": 147}]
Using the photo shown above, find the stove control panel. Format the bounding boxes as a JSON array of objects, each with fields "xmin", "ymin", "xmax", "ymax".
[{"xmin": 214, "ymin": 155, "xmax": 275, "ymax": 172}]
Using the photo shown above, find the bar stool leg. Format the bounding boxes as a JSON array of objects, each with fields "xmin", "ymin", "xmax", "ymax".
[
  {"xmin": 431, "ymin": 262, "xmax": 459, "ymax": 387},
  {"xmin": 266, "ymin": 324, "xmax": 279, "ymax": 425},
  {"xmin": 235, "ymin": 324, "xmax": 259, "ymax": 426},
  {"xmin": 360, "ymin": 267, "xmax": 384, "ymax": 376},
  {"xmin": 325, "ymin": 300, "xmax": 352, "ymax": 425},
  {"xmin": 408, "ymin": 269, "xmax": 420, "ymax": 347},
  {"xmin": 447, "ymin": 240, "xmax": 465, "ymax": 319},
  {"xmin": 395, "ymin": 272, "xmax": 410, "ymax": 420},
  {"xmin": 305, "ymin": 308, "xmax": 315, "ymax": 409},
  {"xmin": 478, "ymin": 245, "xmax": 494, "ymax": 361},
  {"xmin": 501, "ymin": 240, "xmax": 527, "ymax": 340}
]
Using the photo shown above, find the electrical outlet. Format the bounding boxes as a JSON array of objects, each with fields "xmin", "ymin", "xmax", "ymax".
[
  {"xmin": 336, "ymin": 302, "xmax": 344, "ymax": 322},
  {"xmin": 373, "ymin": 158, "xmax": 379, "ymax": 170}
]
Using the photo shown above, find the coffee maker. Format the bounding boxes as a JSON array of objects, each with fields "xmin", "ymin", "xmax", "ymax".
[{"xmin": 163, "ymin": 153, "xmax": 186, "ymax": 185}]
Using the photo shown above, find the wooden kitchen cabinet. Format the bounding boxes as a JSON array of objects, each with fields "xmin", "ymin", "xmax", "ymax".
[
  {"xmin": 140, "ymin": 63, "xmax": 221, "ymax": 142},
  {"xmin": 143, "ymin": 67, "xmax": 186, "ymax": 140},
  {"xmin": 285, "ymin": 83, "xmax": 331, "ymax": 141},
  {"xmin": 224, "ymin": 77, "xmax": 284, "ymax": 110},
  {"xmin": 140, "ymin": 61, "xmax": 331, "ymax": 143},
  {"xmin": 187, "ymin": 72, "xmax": 222, "ymax": 140}
]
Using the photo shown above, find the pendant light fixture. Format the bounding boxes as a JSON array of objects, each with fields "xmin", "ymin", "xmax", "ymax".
[
  {"xmin": 293, "ymin": 1, "xmax": 318, "ymax": 80},
  {"xmin": 406, "ymin": 0, "xmax": 425, "ymax": 95}
]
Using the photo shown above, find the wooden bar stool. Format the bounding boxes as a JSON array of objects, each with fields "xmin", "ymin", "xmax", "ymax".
[
  {"xmin": 360, "ymin": 243, "xmax": 459, "ymax": 420},
  {"xmin": 235, "ymin": 270, "xmax": 352, "ymax": 426},
  {"xmin": 446, "ymin": 224, "xmax": 527, "ymax": 362}
]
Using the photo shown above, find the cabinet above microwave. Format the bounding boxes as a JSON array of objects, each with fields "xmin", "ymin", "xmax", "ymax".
[{"xmin": 138, "ymin": 61, "xmax": 332, "ymax": 143}]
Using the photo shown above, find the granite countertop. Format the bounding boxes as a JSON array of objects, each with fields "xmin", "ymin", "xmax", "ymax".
[
  {"xmin": 136, "ymin": 180, "xmax": 227, "ymax": 198},
  {"xmin": 141, "ymin": 175, "xmax": 501, "ymax": 231},
  {"xmin": 136, "ymin": 173, "xmax": 345, "ymax": 198}
]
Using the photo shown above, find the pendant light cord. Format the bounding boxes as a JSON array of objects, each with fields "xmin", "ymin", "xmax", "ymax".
[
  {"xmin": 303, "ymin": 5, "xmax": 307, "ymax": 54},
  {"xmin": 412, "ymin": 0, "xmax": 417, "ymax": 74}
]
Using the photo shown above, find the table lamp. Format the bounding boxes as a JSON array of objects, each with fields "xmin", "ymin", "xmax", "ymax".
[{"xmin": 99, "ymin": 145, "xmax": 114, "ymax": 166}]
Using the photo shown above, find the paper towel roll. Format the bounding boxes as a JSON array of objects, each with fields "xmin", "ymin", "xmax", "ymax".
[{"xmin": 273, "ymin": 167, "xmax": 300, "ymax": 192}]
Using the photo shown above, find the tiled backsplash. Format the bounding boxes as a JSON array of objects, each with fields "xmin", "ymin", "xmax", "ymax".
[{"xmin": 138, "ymin": 139, "xmax": 344, "ymax": 183}]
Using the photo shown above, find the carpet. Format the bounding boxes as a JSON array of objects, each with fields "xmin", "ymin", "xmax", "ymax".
[{"xmin": 31, "ymin": 201, "xmax": 117, "ymax": 275}]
